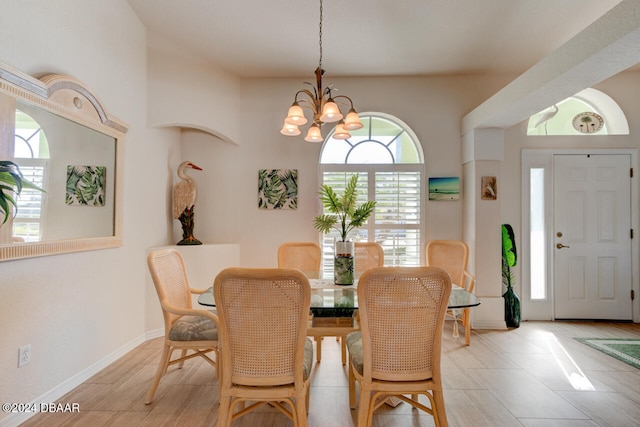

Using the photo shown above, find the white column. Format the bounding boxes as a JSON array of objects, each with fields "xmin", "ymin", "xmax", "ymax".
[{"xmin": 462, "ymin": 128, "xmax": 507, "ymax": 329}]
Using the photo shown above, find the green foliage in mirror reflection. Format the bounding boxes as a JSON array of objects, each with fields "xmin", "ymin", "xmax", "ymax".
[{"xmin": 0, "ymin": 160, "xmax": 44, "ymax": 225}]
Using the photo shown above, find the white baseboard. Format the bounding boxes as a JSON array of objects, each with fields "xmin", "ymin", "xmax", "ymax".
[
  {"xmin": 470, "ymin": 296, "xmax": 508, "ymax": 330},
  {"xmin": 472, "ymin": 320, "xmax": 508, "ymax": 330},
  {"xmin": 0, "ymin": 333, "xmax": 149, "ymax": 427},
  {"xmin": 145, "ymin": 328, "xmax": 164, "ymax": 340}
]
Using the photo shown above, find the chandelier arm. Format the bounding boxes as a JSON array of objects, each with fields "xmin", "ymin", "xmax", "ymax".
[
  {"xmin": 296, "ymin": 89, "xmax": 320, "ymax": 108},
  {"xmin": 332, "ymin": 95, "xmax": 355, "ymax": 108},
  {"xmin": 324, "ymin": 87, "xmax": 333, "ymax": 98},
  {"xmin": 298, "ymin": 102, "xmax": 318, "ymax": 113},
  {"xmin": 294, "ymin": 89, "xmax": 316, "ymax": 103},
  {"xmin": 295, "ymin": 89, "xmax": 324, "ymax": 123},
  {"xmin": 302, "ymin": 82, "xmax": 319, "ymax": 99}
]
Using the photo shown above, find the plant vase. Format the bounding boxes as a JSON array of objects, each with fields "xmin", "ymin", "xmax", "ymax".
[
  {"xmin": 503, "ymin": 286, "xmax": 521, "ymax": 328},
  {"xmin": 313, "ymin": 174, "xmax": 376, "ymax": 284},
  {"xmin": 334, "ymin": 240, "xmax": 354, "ymax": 285}
]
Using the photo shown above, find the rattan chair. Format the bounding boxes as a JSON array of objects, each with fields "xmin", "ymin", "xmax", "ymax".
[
  {"xmin": 425, "ymin": 240, "xmax": 476, "ymax": 345},
  {"xmin": 346, "ymin": 266, "xmax": 452, "ymax": 427},
  {"xmin": 354, "ymin": 242, "xmax": 384, "ymax": 279},
  {"xmin": 214, "ymin": 268, "xmax": 314, "ymax": 427},
  {"xmin": 146, "ymin": 248, "xmax": 219, "ymax": 404},
  {"xmin": 277, "ymin": 241, "xmax": 322, "ymax": 279}
]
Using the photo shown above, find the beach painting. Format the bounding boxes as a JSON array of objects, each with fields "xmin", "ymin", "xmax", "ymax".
[{"xmin": 429, "ymin": 177, "xmax": 460, "ymax": 201}]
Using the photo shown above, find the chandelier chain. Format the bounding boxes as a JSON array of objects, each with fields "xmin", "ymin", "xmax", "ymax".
[
  {"xmin": 318, "ymin": 0, "xmax": 323, "ymax": 69},
  {"xmin": 280, "ymin": 0, "xmax": 362, "ymax": 141}
]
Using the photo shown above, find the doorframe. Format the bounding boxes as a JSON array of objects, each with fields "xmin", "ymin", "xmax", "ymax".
[{"xmin": 521, "ymin": 149, "xmax": 639, "ymax": 322}]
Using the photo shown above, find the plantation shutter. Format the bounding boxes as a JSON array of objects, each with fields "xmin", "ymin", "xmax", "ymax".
[
  {"xmin": 374, "ymin": 171, "xmax": 421, "ymax": 267},
  {"xmin": 320, "ymin": 170, "xmax": 421, "ymax": 277},
  {"xmin": 12, "ymin": 160, "xmax": 47, "ymax": 242}
]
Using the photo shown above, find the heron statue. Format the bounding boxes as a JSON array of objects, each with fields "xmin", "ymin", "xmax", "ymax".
[
  {"xmin": 533, "ymin": 104, "xmax": 559, "ymax": 135},
  {"xmin": 173, "ymin": 161, "xmax": 203, "ymax": 245}
]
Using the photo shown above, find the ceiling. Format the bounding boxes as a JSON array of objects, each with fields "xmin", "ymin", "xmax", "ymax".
[{"xmin": 128, "ymin": 0, "xmax": 625, "ymax": 79}]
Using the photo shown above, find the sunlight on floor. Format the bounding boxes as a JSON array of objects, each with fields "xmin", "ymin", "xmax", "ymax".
[{"xmin": 544, "ymin": 332, "xmax": 595, "ymax": 391}]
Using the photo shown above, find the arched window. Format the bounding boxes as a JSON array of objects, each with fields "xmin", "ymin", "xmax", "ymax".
[
  {"xmin": 13, "ymin": 109, "xmax": 49, "ymax": 242},
  {"xmin": 319, "ymin": 112, "xmax": 424, "ymax": 276},
  {"xmin": 527, "ymin": 88, "xmax": 629, "ymax": 136}
]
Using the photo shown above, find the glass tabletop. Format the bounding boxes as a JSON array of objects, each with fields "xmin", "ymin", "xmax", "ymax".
[{"xmin": 198, "ymin": 279, "xmax": 480, "ymax": 313}]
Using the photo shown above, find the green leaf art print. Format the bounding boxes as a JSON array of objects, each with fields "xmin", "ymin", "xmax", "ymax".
[
  {"xmin": 258, "ymin": 169, "xmax": 298, "ymax": 210},
  {"xmin": 66, "ymin": 165, "xmax": 106, "ymax": 206}
]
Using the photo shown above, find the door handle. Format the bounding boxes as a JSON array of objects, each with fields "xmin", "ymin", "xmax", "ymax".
[{"xmin": 556, "ymin": 243, "xmax": 570, "ymax": 249}]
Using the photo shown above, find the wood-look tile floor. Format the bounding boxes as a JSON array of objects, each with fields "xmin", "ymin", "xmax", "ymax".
[{"xmin": 21, "ymin": 321, "xmax": 640, "ymax": 426}]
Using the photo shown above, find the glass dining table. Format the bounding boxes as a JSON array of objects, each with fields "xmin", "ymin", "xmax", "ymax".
[
  {"xmin": 305, "ymin": 279, "xmax": 480, "ymax": 311},
  {"xmin": 198, "ymin": 277, "xmax": 481, "ymax": 363}
]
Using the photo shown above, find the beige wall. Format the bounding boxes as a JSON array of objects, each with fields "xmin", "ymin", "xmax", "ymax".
[
  {"xmin": 1, "ymin": 1, "xmax": 639, "ymax": 424},
  {"xmin": 0, "ymin": 1, "xmax": 177, "ymax": 422},
  {"xmin": 1, "ymin": 2, "xmax": 512, "ymax": 419},
  {"xmin": 146, "ymin": 32, "xmax": 242, "ymax": 144},
  {"xmin": 176, "ymin": 74, "xmax": 514, "ymax": 268}
]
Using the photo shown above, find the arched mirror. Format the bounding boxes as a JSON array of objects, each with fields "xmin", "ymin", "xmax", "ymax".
[{"xmin": 0, "ymin": 61, "xmax": 127, "ymax": 261}]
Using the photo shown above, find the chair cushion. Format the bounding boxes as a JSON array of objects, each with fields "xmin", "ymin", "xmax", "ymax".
[
  {"xmin": 346, "ymin": 331, "xmax": 363, "ymax": 375},
  {"xmin": 303, "ymin": 337, "xmax": 314, "ymax": 380},
  {"xmin": 169, "ymin": 314, "xmax": 218, "ymax": 341}
]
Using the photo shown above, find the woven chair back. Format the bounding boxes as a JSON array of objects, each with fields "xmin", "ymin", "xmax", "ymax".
[
  {"xmin": 357, "ymin": 266, "xmax": 451, "ymax": 382},
  {"xmin": 148, "ymin": 249, "xmax": 193, "ymax": 328},
  {"xmin": 425, "ymin": 240, "xmax": 469, "ymax": 288},
  {"xmin": 277, "ymin": 242, "xmax": 322, "ymax": 279},
  {"xmin": 214, "ymin": 268, "xmax": 311, "ymax": 387},
  {"xmin": 354, "ymin": 242, "xmax": 384, "ymax": 278}
]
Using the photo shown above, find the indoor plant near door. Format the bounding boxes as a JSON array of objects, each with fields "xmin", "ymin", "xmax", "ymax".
[
  {"xmin": 313, "ymin": 174, "xmax": 376, "ymax": 285},
  {"xmin": 502, "ymin": 223, "xmax": 521, "ymax": 328}
]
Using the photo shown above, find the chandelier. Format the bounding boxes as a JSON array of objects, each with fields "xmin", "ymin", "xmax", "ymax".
[{"xmin": 280, "ymin": 0, "xmax": 363, "ymax": 142}]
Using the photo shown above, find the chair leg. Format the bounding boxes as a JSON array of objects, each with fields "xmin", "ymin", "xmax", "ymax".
[
  {"xmin": 177, "ymin": 348, "xmax": 188, "ymax": 368},
  {"xmin": 315, "ymin": 337, "xmax": 322, "ymax": 362},
  {"xmin": 357, "ymin": 388, "xmax": 371, "ymax": 427},
  {"xmin": 348, "ymin": 363, "xmax": 357, "ymax": 409},
  {"xmin": 463, "ymin": 308, "xmax": 471, "ymax": 346},
  {"xmin": 295, "ymin": 391, "xmax": 308, "ymax": 427},
  {"xmin": 145, "ymin": 344, "xmax": 172, "ymax": 404},
  {"xmin": 433, "ymin": 390, "xmax": 449, "ymax": 427},
  {"xmin": 341, "ymin": 338, "xmax": 347, "ymax": 365},
  {"xmin": 216, "ymin": 395, "xmax": 231, "ymax": 427}
]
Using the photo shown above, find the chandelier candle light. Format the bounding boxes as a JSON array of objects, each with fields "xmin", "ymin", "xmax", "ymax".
[{"xmin": 280, "ymin": 0, "xmax": 363, "ymax": 142}]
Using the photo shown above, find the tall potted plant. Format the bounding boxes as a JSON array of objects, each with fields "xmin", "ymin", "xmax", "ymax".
[
  {"xmin": 313, "ymin": 174, "xmax": 376, "ymax": 285},
  {"xmin": 0, "ymin": 160, "xmax": 43, "ymax": 226},
  {"xmin": 502, "ymin": 223, "xmax": 520, "ymax": 328}
]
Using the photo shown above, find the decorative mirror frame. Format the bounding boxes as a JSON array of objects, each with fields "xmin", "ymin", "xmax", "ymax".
[{"xmin": 0, "ymin": 61, "xmax": 127, "ymax": 261}]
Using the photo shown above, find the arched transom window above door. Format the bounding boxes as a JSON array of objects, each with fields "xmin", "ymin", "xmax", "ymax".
[{"xmin": 527, "ymin": 88, "xmax": 629, "ymax": 136}]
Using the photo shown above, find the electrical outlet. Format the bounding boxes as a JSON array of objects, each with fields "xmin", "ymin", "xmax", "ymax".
[{"xmin": 18, "ymin": 344, "xmax": 31, "ymax": 367}]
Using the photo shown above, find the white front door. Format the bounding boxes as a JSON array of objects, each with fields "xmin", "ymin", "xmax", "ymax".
[{"xmin": 553, "ymin": 154, "xmax": 632, "ymax": 320}]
